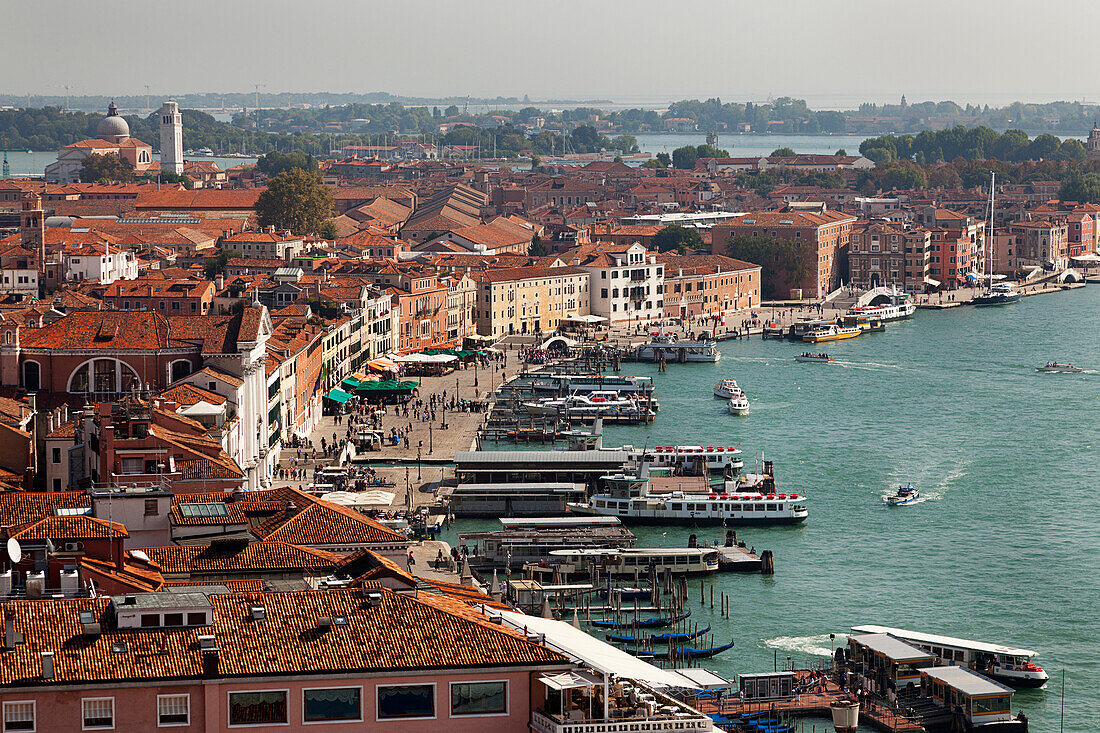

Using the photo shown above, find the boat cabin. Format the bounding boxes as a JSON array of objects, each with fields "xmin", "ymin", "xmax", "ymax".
[
  {"xmin": 919, "ymin": 667, "xmax": 1025, "ymax": 731},
  {"xmin": 447, "ymin": 483, "xmax": 588, "ymax": 517},
  {"xmin": 546, "ymin": 547, "xmax": 720, "ymax": 577},
  {"xmin": 847, "ymin": 633, "xmax": 937, "ymax": 692}
]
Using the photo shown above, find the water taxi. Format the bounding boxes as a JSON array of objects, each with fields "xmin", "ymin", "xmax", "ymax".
[
  {"xmin": 728, "ymin": 395, "xmax": 750, "ymax": 415},
  {"xmin": 714, "ymin": 378, "xmax": 742, "ymax": 398},
  {"xmin": 569, "ymin": 472, "xmax": 808, "ymax": 525},
  {"xmin": 850, "ymin": 624, "xmax": 1049, "ymax": 688},
  {"xmin": 803, "ymin": 324, "xmax": 862, "ymax": 343},
  {"xmin": 883, "ymin": 483, "xmax": 919, "ymax": 506},
  {"xmin": 1036, "ymin": 362, "xmax": 1082, "ymax": 374},
  {"xmin": 795, "ymin": 353, "xmax": 834, "ymax": 363}
]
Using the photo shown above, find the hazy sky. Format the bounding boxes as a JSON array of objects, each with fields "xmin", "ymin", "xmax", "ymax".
[{"xmin": 7, "ymin": 0, "xmax": 1096, "ymax": 107}]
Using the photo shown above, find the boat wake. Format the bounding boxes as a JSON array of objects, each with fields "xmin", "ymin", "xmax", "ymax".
[
  {"xmin": 833, "ymin": 360, "xmax": 904, "ymax": 371},
  {"xmin": 762, "ymin": 634, "xmax": 844, "ymax": 657}
]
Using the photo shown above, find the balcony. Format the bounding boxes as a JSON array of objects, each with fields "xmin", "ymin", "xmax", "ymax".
[{"xmin": 530, "ymin": 684, "xmax": 712, "ymax": 733}]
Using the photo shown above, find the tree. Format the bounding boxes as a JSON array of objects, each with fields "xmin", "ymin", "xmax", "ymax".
[
  {"xmin": 727, "ymin": 233, "xmax": 806, "ymax": 299},
  {"xmin": 770, "ymin": 147, "xmax": 796, "ymax": 157},
  {"xmin": 203, "ymin": 250, "xmax": 241, "ymax": 279},
  {"xmin": 528, "ymin": 235, "xmax": 548, "ymax": 257},
  {"xmin": 530, "ymin": 154, "xmax": 541, "ymax": 171},
  {"xmin": 148, "ymin": 170, "xmax": 193, "ymax": 189},
  {"xmin": 318, "ymin": 220, "xmax": 338, "ymax": 240},
  {"xmin": 672, "ymin": 145, "xmax": 699, "ymax": 169},
  {"xmin": 254, "ymin": 168, "xmax": 334, "ymax": 235},
  {"xmin": 444, "ymin": 105, "xmax": 460, "ymax": 117},
  {"xmin": 655, "ymin": 152, "xmax": 671, "ymax": 168},
  {"xmin": 835, "ymin": 149, "xmax": 847, "ymax": 156},
  {"xmin": 1058, "ymin": 170, "xmax": 1100, "ymax": 203},
  {"xmin": 79, "ymin": 153, "xmax": 134, "ymax": 183},
  {"xmin": 640, "ymin": 159, "xmax": 664, "ymax": 169},
  {"xmin": 880, "ymin": 163, "xmax": 927, "ymax": 190},
  {"xmin": 653, "ymin": 225, "xmax": 703, "ymax": 253},
  {"xmin": 927, "ymin": 166, "xmax": 962, "ymax": 189},
  {"xmin": 256, "ymin": 150, "xmax": 318, "ymax": 177},
  {"xmin": 610, "ymin": 134, "xmax": 639, "ymax": 153}
]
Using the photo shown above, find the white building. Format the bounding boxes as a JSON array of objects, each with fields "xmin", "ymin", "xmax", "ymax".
[
  {"xmin": 159, "ymin": 101, "xmax": 184, "ymax": 175},
  {"xmin": 62, "ymin": 246, "xmax": 138, "ymax": 284},
  {"xmin": 570, "ymin": 242, "xmax": 665, "ymax": 325}
]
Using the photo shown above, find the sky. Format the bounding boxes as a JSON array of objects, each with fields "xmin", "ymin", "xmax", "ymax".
[{"xmin": 6, "ymin": 0, "xmax": 1096, "ymax": 108}]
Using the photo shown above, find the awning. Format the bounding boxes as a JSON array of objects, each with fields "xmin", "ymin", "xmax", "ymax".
[
  {"xmin": 495, "ymin": 611, "xmax": 697, "ymax": 689},
  {"xmin": 924, "ymin": 277, "xmax": 940, "ymax": 287},
  {"xmin": 539, "ymin": 670, "xmax": 604, "ymax": 691},
  {"xmin": 368, "ymin": 357, "xmax": 397, "ymax": 371},
  {"xmin": 341, "ymin": 378, "xmax": 363, "ymax": 391},
  {"xmin": 1071, "ymin": 253, "xmax": 1100, "ymax": 263},
  {"xmin": 325, "ymin": 388, "xmax": 354, "ymax": 403},
  {"xmin": 393, "ymin": 353, "xmax": 457, "ymax": 364},
  {"xmin": 354, "ymin": 380, "xmax": 418, "ymax": 392},
  {"xmin": 563, "ymin": 314, "xmax": 607, "ymax": 323}
]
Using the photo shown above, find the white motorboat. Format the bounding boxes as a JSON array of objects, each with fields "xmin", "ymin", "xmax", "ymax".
[
  {"xmin": 728, "ymin": 395, "xmax": 750, "ymax": 415},
  {"xmin": 532, "ymin": 374, "xmax": 654, "ymax": 396},
  {"xmin": 883, "ymin": 483, "xmax": 919, "ymax": 506},
  {"xmin": 847, "ymin": 287, "xmax": 916, "ymax": 322},
  {"xmin": 1036, "ymin": 362, "xmax": 1082, "ymax": 373},
  {"xmin": 713, "ymin": 379, "xmax": 742, "ymax": 398}
]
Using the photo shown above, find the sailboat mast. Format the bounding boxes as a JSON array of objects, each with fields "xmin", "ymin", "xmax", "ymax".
[{"xmin": 987, "ymin": 171, "xmax": 996, "ymax": 290}]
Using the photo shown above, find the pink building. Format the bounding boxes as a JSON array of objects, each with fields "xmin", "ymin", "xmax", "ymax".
[{"xmin": 0, "ymin": 586, "xmax": 570, "ymax": 732}]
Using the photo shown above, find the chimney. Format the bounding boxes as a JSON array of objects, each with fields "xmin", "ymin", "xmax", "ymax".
[
  {"xmin": 215, "ymin": 274, "xmax": 225, "ymax": 290},
  {"xmin": 40, "ymin": 651, "xmax": 54, "ymax": 680},
  {"xmin": 3, "ymin": 610, "xmax": 20, "ymax": 649}
]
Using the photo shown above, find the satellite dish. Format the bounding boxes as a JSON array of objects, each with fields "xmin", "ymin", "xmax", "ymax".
[{"xmin": 6, "ymin": 538, "xmax": 20, "ymax": 564}]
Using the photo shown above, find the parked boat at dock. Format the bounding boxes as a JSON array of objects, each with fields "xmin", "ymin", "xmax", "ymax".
[
  {"xmin": 531, "ymin": 373, "xmax": 655, "ymax": 396},
  {"xmin": 803, "ymin": 324, "xmax": 862, "ymax": 343},
  {"xmin": 590, "ymin": 610, "xmax": 691, "ymax": 629},
  {"xmin": 568, "ymin": 469, "xmax": 808, "ymax": 525},
  {"xmin": 546, "ymin": 546, "xmax": 720, "ymax": 577},
  {"xmin": 850, "ymin": 624, "xmax": 1049, "ymax": 688},
  {"xmin": 606, "ymin": 624, "xmax": 711, "ymax": 645},
  {"xmin": 522, "ymin": 391, "xmax": 657, "ymax": 421},
  {"xmin": 973, "ymin": 282, "xmax": 1021, "ymax": 306},
  {"xmin": 636, "ymin": 334, "xmax": 721, "ymax": 362},
  {"xmin": 847, "ymin": 288, "xmax": 916, "ymax": 322}
]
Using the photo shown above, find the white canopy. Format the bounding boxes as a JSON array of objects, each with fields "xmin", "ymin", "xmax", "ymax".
[
  {"xmin": 495, "ymin": 610, "xmax": 697, "ymax": 689},
  {"xmin": 392, "ymin": 353, "xmax": 457, "ymax": 364},
  {"xmin": 924, "ymin": 277, "xmax": 941, "ymax": 287},
  {"xmin": 539, "ymin": 670, "xmax": 604, "ymax": 691},
  {"xmin": 179, "ymin": 401, "xmax": 224, "ymax": 417},
  {"xmin": 320, "ymin": 490, "xmax": 396, "ymax": 508},
  {"xmin": 563, "ymin": 314, "xmax": 607, "ymax": 323},
  {"xmin": 1071, "ymin": 253, "xmax": 1100, "ymax": 263}
]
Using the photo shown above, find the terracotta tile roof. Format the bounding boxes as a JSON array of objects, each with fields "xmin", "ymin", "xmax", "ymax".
[
  {"xmin": 13, "ymin": 515, "xmax": 128, "ymax": 540},
  {"xmin": 161, "ymin": 579, "xmax": 264, "ymax": 593},
  {"xmin": 45, "ymin": 421, "xmax": 76, "ymax": 440},
  {"xmin": 0, "ymin": 492, "xmax": 91, "ymax": 530},
  {"xmin": 185, "ymin": 365, "xmax": 244, "ymax": 388},
  {"xmin": 719, "ymin": 210, "xmax": 856, "ymax": 228},
  {"xmin": 252, "ymin": 499, "xmax": 406, "ymax": 546},
  {"xmin": 133, "ymin": 189, "xmax": 265, "ymax": 211},
  {"xmin": 158, "ymin": 383, "xmax": 228, "ymax": 407},
  {"xmin": 144, "ymin": 541, "xmax": 343, "ymax": 575},
  {"xmin": 78, "ymin": 553, "xmax": 163, "ymax": 593}
]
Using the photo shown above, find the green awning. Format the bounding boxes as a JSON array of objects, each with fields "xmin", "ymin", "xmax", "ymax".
[
  {"xmin": 341, "ymin": 377, "xmax": 362, "ymax": 390},
  {"xmin": 354, "ymin": 380, "xmax": 419, "ymax": 393},
  {"xmin": 325, "ymin": 388, "xmax": 354, "ymax": 403}
]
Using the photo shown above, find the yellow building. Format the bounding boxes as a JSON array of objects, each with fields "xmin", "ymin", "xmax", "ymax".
[{"xmin": 472, "ymin": 266, "xmax": 590, "ymax": 337}]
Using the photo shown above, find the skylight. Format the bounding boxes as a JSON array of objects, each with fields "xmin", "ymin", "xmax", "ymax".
[{"xmin": 178, "ymin": 503, "xmax": 230, "ymax": 518}]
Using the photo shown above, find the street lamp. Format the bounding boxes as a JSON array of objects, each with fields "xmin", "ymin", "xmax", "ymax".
[
  {"xmin": 428, "ymin": 422, "xmax": 433, "ymax": 454},
  {"xmin": 417, "ymin": 442, "xmax": 422, "ymax": 480},
  {"xmin": 473, "ymin": 355, "xmax": 479, "ymax": 388}
]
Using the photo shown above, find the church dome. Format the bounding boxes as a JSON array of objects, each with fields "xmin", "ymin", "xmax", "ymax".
[{"xmin": 97, "ymin": 102, "xmax": 130, "ymax": 140}]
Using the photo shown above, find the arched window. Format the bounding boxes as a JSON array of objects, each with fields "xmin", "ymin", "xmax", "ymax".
[
  {"xmin": 170, "ymin": 359, "xmax": 192, "ymax": 383},
  {"xmin": 22, "ymin": 361, "xmax": 40, "ymax": 392},
  {"xmin": 67, "ymin": 358, "xmax": 141, "ymax": 395}
]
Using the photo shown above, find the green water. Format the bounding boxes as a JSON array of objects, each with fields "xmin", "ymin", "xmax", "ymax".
[{"xmin": 450, "ymin": 287, "xmax": 1099, "ymax": 731}]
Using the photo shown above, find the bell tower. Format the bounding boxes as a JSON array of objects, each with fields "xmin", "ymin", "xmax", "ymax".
[
  {"xmin": 159, "ymin": 100, "xmax": 184, "ymax": 175},
  {"xmin": 1087, "ymin": 123, "xmax": 1100, "ymax": 161}
]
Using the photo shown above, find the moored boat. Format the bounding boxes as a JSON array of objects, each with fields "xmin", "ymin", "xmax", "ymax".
[
  {"xmin": 590, "ymin": 610, "xmax": 691, "ymax": 629},
  {"xmin": 606, "ymin": 624, "xmax": 711, "ymax": 645},
  {"xmin": 636, "ymin": 334, "xmax": 721, "ymax": 362},
  {"xmin": 850, "ymin": 624, "xmax": 1049, "ymax": 688},
  {"xmin": 522, "ymin": 391, "xmax": 657, "ymax": 419},
  {"xmin": 973, "ymin": 282, "xmax": 1021, "ymax": 306},
  {"xmin": 803, "ymin": 324, "xmax": 862, "ymax": 343}
]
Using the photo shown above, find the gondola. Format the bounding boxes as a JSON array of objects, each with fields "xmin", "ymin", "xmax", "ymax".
[
  {"xmin": 635, "ymin": 637, "xmax": 735, "ymax": 661},
  {"xmin": 605, "ymin": 624, "xmax": 711, "ymax": 645},
  {"xmin": 589, "ymin": 610, "xmax": 691, "ymax": 629}
]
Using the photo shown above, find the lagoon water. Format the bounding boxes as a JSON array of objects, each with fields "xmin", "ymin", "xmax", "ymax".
[{"xmin": 449, "ymin": 287, "xmax": 1099, "ymax": 732}]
